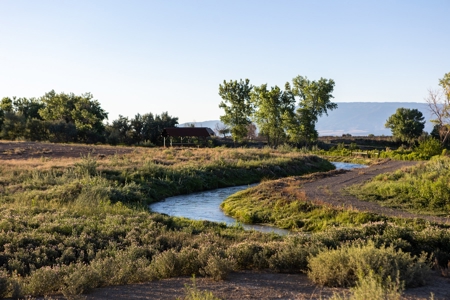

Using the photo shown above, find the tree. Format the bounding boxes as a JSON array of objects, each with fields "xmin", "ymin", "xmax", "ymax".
[
  {"xmin": 39, "ymin": 90, "xmax": 108, "ymax": 143},
  {"xmin": 218, "ymin": 79, "xmax": 253, "ymax": 142},
  {"xmin": 214, "ymin": 123, "xmax": 230, "ymax": 138},
  {"xmin": 251, "ymin": 83, "xmax": 295, "ymax": 147},
  {"xmin": 246, "ymin": 123, "xmax": 257, "ymax": 140},
  {"xmin": 385, "ymin": 108, "xmax": 425, "ymax": 143},
  {"xmin": 290, "ymin": 75, "xmax": 337, "ymax": 145},
  {"xmin": 107, "ymin": 111, "xmax": 179, "ymax": 145},
  {"xmin": 13, "ymin": 97, "xmax": 44, "ymax": 120},
  {"xmin": 426, "ymin": 72, "xmax": 450, "ymax": 146}
]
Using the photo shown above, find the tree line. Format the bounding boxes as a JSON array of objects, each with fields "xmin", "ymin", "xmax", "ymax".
[
  {"xmin": 218, "ymin": 75, "xmax": 337, "ymax": 147},
  {"xmin": 0, "ymin": 90, "xmax": 178, "ymax": 146}
]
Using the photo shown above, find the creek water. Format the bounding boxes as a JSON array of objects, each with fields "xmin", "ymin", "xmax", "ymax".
[{"xmin": 149, "ymin": 162, "xmax": 367, "ymax": 235}]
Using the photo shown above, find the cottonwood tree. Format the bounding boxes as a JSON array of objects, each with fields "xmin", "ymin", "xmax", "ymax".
[
  {"xmin": 251, "ymin": 83, "xmax": 295, "ymax": 147},
  {"xmin": 218, "ymin": 79, "xmax": 253, "ymax": 142},
  {"xmin": 39, "ymin": 90, "xmax": 108, "ymax": 143},
  {"xmin": 290, "ymin": 75, "xmax": 337, "ymax": 145},
  {"xmin": 385, "ymin": 108, "xmax": 425, "ymax": 143},
  {"xmin": 426, "ymin": 72, "xmax": 450, "ymax": 146}
]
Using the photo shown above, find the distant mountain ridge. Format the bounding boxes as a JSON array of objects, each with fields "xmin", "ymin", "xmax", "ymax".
[{"xmin": 180, "ymin": 102, "xmax": 433, "ymax": 136}]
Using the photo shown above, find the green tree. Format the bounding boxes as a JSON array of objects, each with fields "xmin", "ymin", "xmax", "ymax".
[
  {"xmin": 107, "ymin": 112, "xmax": 178, "ymax": 146},
  {"xmin": 290, "ymin": 75, "xmax": 337, "ymax": 145},
  {"xmin": 0, "ymin": 112, "xmax": 26, "ymax": 140},
  {"xmin": 0, "ymin": 97, "xmax": 14, "ymax": 131},
  {"xmin": 251, "ymin": 83, "xmax": 295, "ymax": 147},
  {"xmin": 13, "ymin": 97, "xmax": 44, "ymax": 120},
  {"xmin": 39, "ymin": 90, "xmax": 108, "ymax": 143},
  {"xmin": 287, "ymin": 107, "xmax": 318, "ymax": 145},
  {"xmin": 385, "ymin": 108, "xmax": 425, "ymax": 143},
  {"xmin": 218, "ymin": 79, "xmax": 253, "ymax": 142}
]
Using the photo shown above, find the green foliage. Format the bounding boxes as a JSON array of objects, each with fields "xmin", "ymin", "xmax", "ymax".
[
  {"xmin": 218, "ymin": 79, "xmax": 253, "ymax": 142},
  {"xmin": 385, "ymin": 108, "xmax": 425, "ymax": 143},
  {"xmin": 307, "ymin": 241, "xmax": 430, "ymax": 287},
  {"xmin": 106, "ymin": 112, "xmax": 178, "ymax": 146},
  {"xmin": 251, "ymin": 83, "xmax": 295, "ymax": 147},
  {"xmin": 347, "ymin": 156, "xmax": 450, "ymax": 214},
  {"xmin": 182, "ymin": 276, "xmax": 222, "ymax": 300},
  {"xmin": 39, "ymin": 90, "xmax": 108, "ymax": 143},
  {"xmin": 330, "ymin": 270, "xmax": 404, "ymax": 300},
  {"xmin": 0, "ymin": 91, "xmax": 178, "ymax": 146},
  {"xmin": 290, "ymin": 75, "xmax": 337, "ymax": 145},
  {"xmin": 1, "ymin": 148, "xmax": 450, "ymax": 297},
  {"xmin": 221, "ymin": 166, "xmax": 387, "ymax": 232},
  {"xmin": 0, "ymin": 271, "xmax": 9, "ymax": 298},
  {"xmin": 415, "ymin": 137, "xmax": 442, "ymax": 158}
]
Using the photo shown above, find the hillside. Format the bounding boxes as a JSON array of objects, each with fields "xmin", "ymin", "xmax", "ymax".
[{"xmin": 181, "ymin": 102, "xmax": 434, "ymax": 136}]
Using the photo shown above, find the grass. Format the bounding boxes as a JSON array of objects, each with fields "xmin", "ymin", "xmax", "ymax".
[
  {"xmin": 0, "ymin": 147, "xmax": 336, "ymax": 205},
  {"xmin": 221, "ymin": 173, "xmax": 385, "ymax": 231},
  {"xmin": 346, "ymin": 156, "xmax": 450, "ymax": 216},
  {"xmin": 0, "ymin": 145, "xmax": 449, "ymax": 298}
]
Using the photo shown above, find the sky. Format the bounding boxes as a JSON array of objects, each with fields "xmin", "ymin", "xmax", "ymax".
[{"xmin": 1, "ymin": 0, "xmax": 449, "ymax": 124}]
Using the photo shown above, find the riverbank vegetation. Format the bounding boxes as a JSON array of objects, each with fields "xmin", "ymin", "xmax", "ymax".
[
  {"xmin": 347, "ymin": 156, "xmax": 450, "ymax": 216},
  {"xmin": 0, "ymin": 145, "xmax": 449, "ymax": 298},
  {"xmin": 220, "ymin": 172, "xmax": 386, "ymax": 231}
]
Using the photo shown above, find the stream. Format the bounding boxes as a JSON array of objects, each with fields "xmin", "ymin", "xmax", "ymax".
[{"xmin": 149, "ymin": 162, "xmax": 367, "ymax": 235}]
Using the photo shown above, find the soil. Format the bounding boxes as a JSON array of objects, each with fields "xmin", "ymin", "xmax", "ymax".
[
  {"xmin": 0, "ymin": 140, "xmax": 134, "ymax": 160},
  {"xmin": 2, "ymin": 142, "xmax": 449, "ymax": 299},
  {"xmin": 301, "ymin": 159, "xmax": 450, "ymax": 224}
]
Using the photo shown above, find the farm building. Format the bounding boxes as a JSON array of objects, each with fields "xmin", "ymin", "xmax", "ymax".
[{"xmin": 161, "ymin": 127, "xmax": 215, "ymax": 147}]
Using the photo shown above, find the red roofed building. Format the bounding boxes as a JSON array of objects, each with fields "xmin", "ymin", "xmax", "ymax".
[{"xmin": 161, "ymin": 127, "xmax": 215, "ymax": 147}]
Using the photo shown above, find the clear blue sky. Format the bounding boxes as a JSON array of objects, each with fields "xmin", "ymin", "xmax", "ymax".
[{"xmin": 1, "ymin": 1, "xmax": 449, "ymax": 124}]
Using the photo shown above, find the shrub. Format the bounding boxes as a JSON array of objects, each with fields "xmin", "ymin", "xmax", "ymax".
[
  {"xmin": 149, "ymin": 249, "xmax": 180, "ymax": 279},
  {"xmin": 307, "ymin": 241, "xmax": 430, "ymax": 287},
  {"xmin": 226, "ymin": 242, "xmax": 267, "ymax": 269},
  {"xmin": 60, "ymin": 263, "xmax": 101, "ymax": 298},
  {"xmin": 330, "ymin": 270, "xmax": 404, "ymax": 300},
  {"xmin": 182, "ymin": 276, "xmax": 222, "ymax": 300},
  {"xmin": 415, "ymin": 137, "xmax": 442, "ymax": 159},
  {"xmin": 25, "ymin": 266, "xmax": 62, "ymax": 296},
  {"xmin": 267, "ymin": 241, "xmax": 311, "ymax": 273},
  {"xmin": 0, "ymin": 271, "xmax": 9, "ymax": 298},
  {"xmin": 201, "ymin": 255, "xmax": 233, "ymax": 281}
]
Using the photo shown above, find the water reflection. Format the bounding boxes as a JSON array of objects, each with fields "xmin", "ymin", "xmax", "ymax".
[
  {"xmin": 150, "ymin": 184, "xmax": 290, "ymax": 235},
  {"xmin": 332, "ymin": 162, "xmax": 368, "ymax": 170}
]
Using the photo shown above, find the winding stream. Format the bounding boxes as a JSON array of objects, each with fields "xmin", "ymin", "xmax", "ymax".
[{"xmin": 149, "ymin": 162, "xmax": 367, "ymax": 235}]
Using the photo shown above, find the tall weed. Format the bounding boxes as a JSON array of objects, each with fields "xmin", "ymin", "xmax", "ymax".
[{"xmin": 307, "ymin": 241, "xmax": 430, "ymax": 287}]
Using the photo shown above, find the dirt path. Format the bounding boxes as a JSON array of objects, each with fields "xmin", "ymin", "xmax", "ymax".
[
  {"xmin": 74, "ymin": 271, "xmax": 450, "ymax": 300},
  {"xmin": 303, "ymin": 159, "xmax": 450, "ymax": 224},
  {"xmin": 0, "ymin": 140, "xmax": 133, "ymax": 160}
]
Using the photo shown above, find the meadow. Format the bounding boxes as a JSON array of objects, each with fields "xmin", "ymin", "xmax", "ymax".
[{"xmin": 0, "ymin": 144, "xmax": 448, "ymax": 299}]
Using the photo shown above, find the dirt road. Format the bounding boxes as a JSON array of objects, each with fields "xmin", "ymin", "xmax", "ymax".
[{"xmin": 303, "ymin": 159, "xmax": 450, "ymax": 225}]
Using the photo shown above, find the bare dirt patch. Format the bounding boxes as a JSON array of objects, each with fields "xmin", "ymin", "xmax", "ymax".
[{"xmin": 0, "ymin": 140, "xmax": 134, "ymax": 161}]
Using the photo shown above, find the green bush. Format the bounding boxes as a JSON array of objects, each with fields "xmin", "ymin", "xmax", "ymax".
[
  {"xmin": 330, "ymin": 270, "xmax": 404, "ymax": 300},
  {"xmin": 200, "ymin": 255, "xmax": 233, "ymax": 281},
  {"xmin": 347, "ymin": 156, "xmax": 450, "ymax": 214},
  {"xmin": 25, "ymin": 266, "xmax": 62, "ymax": 296},
  {"xmin": 182, "ymin": 276, "xmax": 222, "ymax": 300},
  {"xmin": 415, "ymin": 137, "xmax": 442, "ymax": 158},
  {"xmin": 0, "ymin": 271, "xmax": 9, "ymax": 298},
  {"xmin": 307, "ymin": 241, "xmax": 430, "ymax": 287}
]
